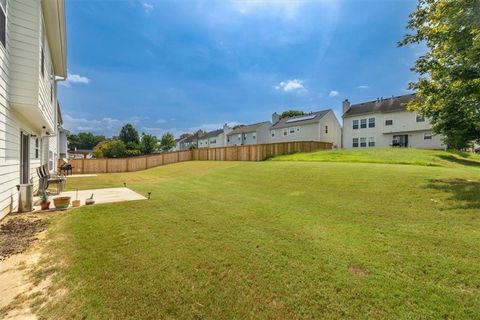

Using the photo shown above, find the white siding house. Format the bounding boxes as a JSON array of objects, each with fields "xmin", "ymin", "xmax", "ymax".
[
  {"xmin": 198, "ymin": 124, "xmax": 232, "ymax": 149},
  {"xmin": 269, "ymin": 110, "xmax": 341, "ymax": 148},
  {"xmin": 226, "ymin": 121, "xmax": 270, "ymax": 146},
  {"xmin": 342, "ymin": 94, "xmax": 445, "ymax": 149},
  {"xmin": 0, "ymin": 0, "xmax": 67, "ymax": 219}
]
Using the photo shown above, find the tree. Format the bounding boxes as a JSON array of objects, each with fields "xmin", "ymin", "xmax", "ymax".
[
  {"xmin": 140, "ymin": 133, "xmax": 158, "ymax": 154},
  {"xmin": 280, "ymin": 110, "xmax": 305, "ymax": 119},
  {"xmin": 119, "ymin": 124, "xmax": 140, "ymax": 146},
  {"xmin": 399, "ymin": 0, "xmax": 480, "ymax": 149},
  {"xmin": 159, "ymin": 132, "xmax": 176, "ymax": 151},
  {"xmin": 93, "ymin": 140, "xmax": 127, "ymax": 159},
  {"xmin": 67, "ymin": 132, "xmax": 105, "ymax": 150}
]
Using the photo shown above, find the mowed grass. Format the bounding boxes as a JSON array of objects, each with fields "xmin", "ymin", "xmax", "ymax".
[
  {"xmin": 270, "ymin": 147, "xmax": 480, "ymax": 167},
  {"xmin": 38, "ymin": 150, "xmax": 480, "ymax": 319}
]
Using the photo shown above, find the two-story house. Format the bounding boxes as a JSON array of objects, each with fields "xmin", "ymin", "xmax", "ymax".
[
  {"xmin": 198, "ymin": 124, "xmax": 232, "ymax": 149},
  {"xmin": 0, "ymin": 0, "xmax": 67, "ymax": 218},
  {"xmin": 269, "ymin": 110, "xmax": 341, "ymax": 148},
  {"xmin": 342, "ymin": 94, "xmax": 444, "ymax": 149},
  {"xmin": 226, "ymin": 121, "xmax": 271, "ymax": 146}
]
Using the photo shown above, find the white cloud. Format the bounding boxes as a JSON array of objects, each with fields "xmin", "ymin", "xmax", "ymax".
[
  {"xmin": 328, "ymin": 90, "xmax": 339, "ymax": 97},
  {"xmin": 357, "ymin": 85, "xmax": 369, "ymax": 89},
  {"xmin": 275, "ymin": 79, "xmax": 305, "ymax": 92},
  {"xmin": 63, "ymin": 114, "xmax": 143, "ymax": 136},
  {"xmin": 60, "ymin": 72, "xmax": 91, "ymax": 88},
  {"xmin": 142, "ymin": 2, "xmax": 154, "ymax": 13},
  {"xmin": 156, "ymin": 119, "xmax": 166, "ymax": 124}
]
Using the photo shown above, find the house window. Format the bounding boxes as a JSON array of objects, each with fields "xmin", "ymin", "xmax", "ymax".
[
  {"xmin": 416, "ymin": 115, "xmax": 425, "ymax": 122},
  {"xmin": 424, "ymin": 132, "xmax": 433, "ymax": 140},
  {"xmin": 252, "ymin": 133, "xmax": 256, "ymax": 140},
  {"xmin": 283, "ymin": 129, "xmax": 288, "ymax": 136},
  {"xmin": 237, "ymin": 134, "xmax": 241, "ymax": 140},
  {"xmin": 289, "ymin": 127, "xmax": 295, "ymax": 134},
  {"xmin": 353, "ymin": 120, "xmax": 359, "ymax": 130},
  {"xmin": 368, "ymin": 117, "xmax": 375, "ymax": 128},
  {"xmin": 35, "ymin": 138, "xmax": 39, "ymax": 159},
  {"xmin": 385, "ymin": 119, "xmax": 393, "ymax": 126},
  {"xmin": 360, "ymin": 119, "xmax": 367, "ymax": 129},
  {"xmin": 271, "ymin": 130, "xmax": 275, "ymax": 137},
  {"xmin": 352, "ymin": 138, "xmax": 359, "ymax": 148},
  {"xmin": 296, "ymin": 127, "xmax": 300, "ymax": 132},
  {"xmin": 368, "ymin": 137, "xmax": 375, "ymax": 147},
  {"xmin": 360, "ymin": 137, "xmax": 367, "ymax": 147},
  {"xmin": 210, "ymin": 139, "xmax": 216, "ymax": 144},
  {"xmin": 48, "ymin": 151, "xmax": 54, "ymax": 171},
  {"xmin": 243, "ymin": 135, "xmax": 247, "ymax": 140},
  {"xmin": 325, "ymin": 125, "xmax": 328, "ymax": 134},
  {"xmin": 227, "ymin": 137, "xmax": 230, "ymax": 142},
  {"xmin": 0, "ymin": 0, "xmax": 5, "ymax": 49}
]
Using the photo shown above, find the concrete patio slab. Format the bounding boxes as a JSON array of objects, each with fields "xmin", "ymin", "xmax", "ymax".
[
  {"xmin": 67, "ymin": 174, "xmax": 98, "ymax": 178},
  {"xmin": 33, "ymin": 188, "xmax": 146, "ymax": 210}
]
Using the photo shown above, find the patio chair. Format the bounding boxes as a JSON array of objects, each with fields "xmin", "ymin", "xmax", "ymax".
[{"xmin": 36, "ymin": 164, "xmax": 66, "ymax": 195}]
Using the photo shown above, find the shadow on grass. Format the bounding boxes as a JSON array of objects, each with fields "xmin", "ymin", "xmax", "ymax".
[
  {"xmin": 438, "ymin": 155, "xmax": 480, "ymax": 167},
  {"xmin": 428, "ymin": 178, "xmax": 480, "ymax": 210}
]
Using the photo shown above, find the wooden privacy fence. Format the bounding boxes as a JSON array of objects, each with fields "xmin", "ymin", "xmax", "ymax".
[{"xmin": 67, "ymin": 141, "xmax": 332, "ymax": 174}]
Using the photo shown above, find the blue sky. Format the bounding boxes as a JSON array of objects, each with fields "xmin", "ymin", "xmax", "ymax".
[{"xmin": 59, "ymin": 0, "xmax": 421, "ymax": 137}]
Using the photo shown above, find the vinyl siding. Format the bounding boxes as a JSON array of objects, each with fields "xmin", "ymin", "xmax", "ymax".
[{"xmin": 0, "ymin": 0, "xmax": 60, "ymax": 219}]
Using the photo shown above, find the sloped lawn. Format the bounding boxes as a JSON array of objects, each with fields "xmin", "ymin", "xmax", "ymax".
[{"xmin": 37, "ymin": 151, "xmax": 480, "ymax": 319}]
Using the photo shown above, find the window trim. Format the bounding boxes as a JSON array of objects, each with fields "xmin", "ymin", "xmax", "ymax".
[
  {"xmin": 368, "ymin": 117, "xmax": 375, "ymax": 128},
  {"xmin": 416, "ymin": 115, "xmax": 425, "ymax": 122},
  {"xmin": 368, "ymin": 137, "xmax": 375, "ymax": 147},
  {"xmin": 385, "ymin": 119, "xmax": 393, "ymax": 126},
  {"xmin": 424, "ymin": 132, "xmax": 433, "ymax": 140},
  {"xmin": 325, "ymin": 125, "xmax": 328, "ymax": 134},
  {"xmin": 360, "ymin": 119, "xmax": 367, "ymax": 129},
  {"xmin": 352, "ymin": 120, "xmax": 359, "ymax": 130},
  {"xmin": 352, "ymin": 138, "xmax": 359, "ymax": 148},
  {"xmin": 360, "ymin": 137, "xmax": 367, "ymax": 148}
]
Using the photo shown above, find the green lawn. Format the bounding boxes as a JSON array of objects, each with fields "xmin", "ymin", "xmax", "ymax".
[
  {"xmin": 37, "ymin": 150, "xmax": 480, "ymax": 319},
  {"xmin": 270, "ymin": 147, "xmax": 480, "ymax": 167}
]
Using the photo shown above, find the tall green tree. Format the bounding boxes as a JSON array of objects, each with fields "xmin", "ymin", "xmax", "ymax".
[
  {"xmin": 159, "ymin": 132, "xmax": 176, "ymax": 151},
  {"xmin": 67, "ymin": 132, "xmax": 105, "ymax": 150},
  {"xmin": 119, "ymin": 124, "xmax": 140, "ymax": 147},
  {"xmin": 140, "ymin": 133, "xmax": 158, "ymax": 154},
  {"xmin": 399, "ymin": 0, "xmax": 480, "ymax": 149},
  {"xmin": 280, "ymin": 110, "xmax": 305, "ymax": 119}
]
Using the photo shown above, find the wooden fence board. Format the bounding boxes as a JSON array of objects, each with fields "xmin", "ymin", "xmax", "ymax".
[{"xmin": 64, "ymin": 141, "xmax": 332, "ymax": 174}]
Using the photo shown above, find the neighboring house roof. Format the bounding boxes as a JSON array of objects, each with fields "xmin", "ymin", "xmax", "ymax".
[
  {"xmin": 344, "ymin": 94, "xmax": 415, "ymax": 117},
  {"xmin": 182, "ymin": 133, "xmax": 202, "ymax": 143},
  {"xmin": 227, "ymin": 122, "xmax": 270, "ymax": 135},
  {"xmin": 200, "ymin": 129, "xmax": 224, "ymax": 139},
  {"xmin": 270, "ymin": 110, "xmax": 331, "ymax": 130}
]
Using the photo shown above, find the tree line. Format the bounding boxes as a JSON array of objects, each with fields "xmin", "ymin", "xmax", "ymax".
[{"xmin": 67, "ymin": 124, "xmax": 177, "ymax": 158}]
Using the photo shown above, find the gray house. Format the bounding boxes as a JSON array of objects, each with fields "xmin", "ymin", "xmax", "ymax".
[
  {"xmin": 198, "ymin": 124, "xmax": 232, "ymax": 148},
  {"xmin": 226, "ymin": 122, "xmax": 271, "ymax": 146}
]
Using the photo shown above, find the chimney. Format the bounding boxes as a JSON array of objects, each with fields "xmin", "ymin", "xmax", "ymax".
[
  {"xmin": 342, "ymin": 99, "xmax": 350, "ymax": 115},
  {"xmin": 272, "ymin": 112, "xmax": 280, "ymax": 123}
]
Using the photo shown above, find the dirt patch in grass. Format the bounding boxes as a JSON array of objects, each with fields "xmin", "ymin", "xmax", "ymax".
[
  {"xmin": 348, "ymin": 264, "xmax": 369, "ymax": 277},
  {"xmin": 0, "ymin": 217, "xmax": 46, "ymax": 261}
]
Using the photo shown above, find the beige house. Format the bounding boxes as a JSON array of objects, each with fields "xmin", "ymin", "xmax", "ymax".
[
  {"xmin": 269, "ymin": 110, "xmax": 341, "ymax": 148},
  {"xmin": 226, "ymin": 122, "xmax": 270, "ymax": 146},
  {"xmin": 342, "ymin": 94, "xmax": 444, "ymax": 149},
  {"xmin": 198, "ymin": 124, "xmax": 232, "ymax": 149},
  {"xmin": 0, "ymin": 0, "xmax": 67, "ymax": 219}
]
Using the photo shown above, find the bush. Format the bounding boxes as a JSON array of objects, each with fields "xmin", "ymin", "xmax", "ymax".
[
  {"xmin": 124, "ymin": 149, "xmax": 142, "ymax": 157},
  {"xmin": 103, "ymin": 140, "xmax": 127, "ymax": 158}
]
